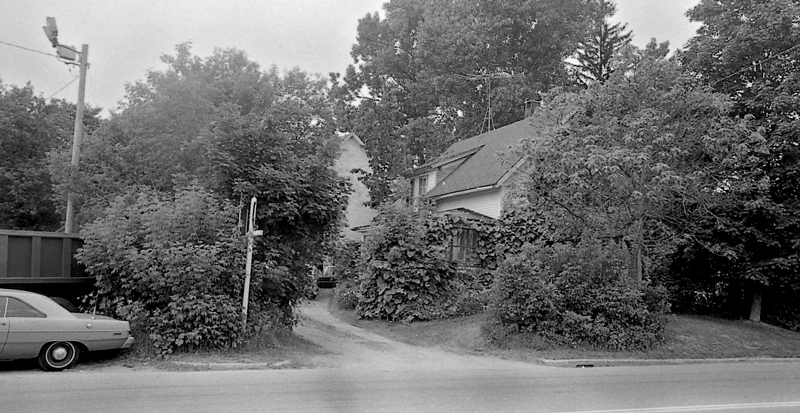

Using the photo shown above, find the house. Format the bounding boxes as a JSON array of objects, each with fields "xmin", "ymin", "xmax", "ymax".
[
  {"xmin": 407, "ymin": 118, "xmax": 537, "ymax": 220},
  {"xmin": 406, "ymin": 118, "xmax": 538, "ymax": 264},
  {"xmin": 333, "ymin": 133, "xmax": 378, "ymax": 241}
]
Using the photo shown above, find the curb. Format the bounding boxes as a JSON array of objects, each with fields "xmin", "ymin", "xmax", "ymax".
[
  {"xmin": 168, "ymin": 360, "xmax": 293, "ymax": 370},
  {"xmin": 539, "ymin": 357, "xmax": 800, "ymax": 368}
]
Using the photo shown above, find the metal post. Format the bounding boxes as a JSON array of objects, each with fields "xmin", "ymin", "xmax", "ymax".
[
  {"xmin": 242, "ymin": 196, "xmax": 262, "ymax": 328},
  {"xmin": 64, "ymin": 44, "xmax": 88, "ymax": 233}
]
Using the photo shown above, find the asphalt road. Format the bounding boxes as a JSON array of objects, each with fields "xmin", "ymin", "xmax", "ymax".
[
  {"xmin": 2, "ymin": 295, "xmax": 799, "ymax": 412},
  {"xmin": 2, "ymin": 362, "xmax": 800, "ymax": 412}
]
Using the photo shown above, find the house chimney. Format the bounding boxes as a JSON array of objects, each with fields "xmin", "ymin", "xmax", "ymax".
[{"xmin": 524, "ymin": 99, "xmax": 540, "ymax": 118}]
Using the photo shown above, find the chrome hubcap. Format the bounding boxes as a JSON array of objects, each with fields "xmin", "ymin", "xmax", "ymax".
[{"xmin": 51, "ymin": 347, "xmax": 68, "ymax": 361}]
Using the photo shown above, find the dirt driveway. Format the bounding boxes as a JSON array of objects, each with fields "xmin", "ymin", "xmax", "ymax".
[{"xmin": 294, "ymin": 292, "xmax": 538, "ymax": 372}]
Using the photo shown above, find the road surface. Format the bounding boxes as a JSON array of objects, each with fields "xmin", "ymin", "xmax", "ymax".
[{"xmin": 1, "ymin": 294, "xmax": 799, "ymax": 412}]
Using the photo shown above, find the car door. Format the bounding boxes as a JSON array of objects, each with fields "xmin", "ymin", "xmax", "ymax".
[
  {"xmin": 2, "ymin": 297, "xmax": 49, "ymax": 359},
  {"xmin": 0, "ymin": 297, "xmax": 8, "ymax": 356}
]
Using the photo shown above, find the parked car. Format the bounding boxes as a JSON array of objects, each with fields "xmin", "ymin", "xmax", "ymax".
[
  {"xmin": 0, "ymin": 288, "xmax": 134, "ymax": 371},
  {"xmin": 317, "ymin": 265, "xmax": 337, "ymax": 288}
]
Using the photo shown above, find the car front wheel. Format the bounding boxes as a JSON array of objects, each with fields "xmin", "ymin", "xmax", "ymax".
[{"xmin": 38, "ymin": 341, "xmax": 80, "ymax": 371}]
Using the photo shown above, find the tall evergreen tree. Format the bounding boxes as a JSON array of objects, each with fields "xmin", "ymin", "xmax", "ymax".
[{"xmin": 573, "ymin": 0, "xmax": 632, "ymax": 84}]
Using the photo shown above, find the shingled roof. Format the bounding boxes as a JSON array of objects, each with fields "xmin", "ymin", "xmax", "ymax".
[{"xmin": 422, "ymin": 118, "xmax": 538, "ymax": 198}]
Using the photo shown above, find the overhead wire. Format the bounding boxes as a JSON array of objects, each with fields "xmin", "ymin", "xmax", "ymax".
[
  {"xmin": 46, "ymin": 76, "xmax": 79, "ymax": 100},
  {"xmin": 1, "ymin": 38, "xmax": 85, "ymax": 101},
  {"xmin": 712, "ymin": 42, "xmax": 800, "ymax": 86},
  {"xmin": 0, "ymin": 39, "xmax": 56, "ymax": 57}
]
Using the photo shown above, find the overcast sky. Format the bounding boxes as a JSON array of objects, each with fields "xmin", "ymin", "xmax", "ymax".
[{"xmin": 1, "ymin": 0, "xmax": 700, "ymax": 117}]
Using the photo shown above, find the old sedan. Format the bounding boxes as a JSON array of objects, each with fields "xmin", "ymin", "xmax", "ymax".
[{"xmin": 0, "ymin": 289, "xmax": 134, "ymax": 371}]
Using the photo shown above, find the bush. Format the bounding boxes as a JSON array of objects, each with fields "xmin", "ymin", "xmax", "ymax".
[
  {"xmin": 486, "ymin": 241, "xmax": 669, "ymax": 350},
  {"xmin": 357, "ymin": 206, "xmax": 457, "ymax": 322},
  {"xmin": 77, "ymin": 184, "xmax": 283, "ymax": 356}
]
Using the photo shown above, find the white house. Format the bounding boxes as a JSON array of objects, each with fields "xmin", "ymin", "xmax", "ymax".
[
  {"xmin": 333, "ymin": 133, "xmax": 378, "ymax": 241},
  {"xmin": 407, "ymin": 118, "xmax": 537, "ymax": 220}
]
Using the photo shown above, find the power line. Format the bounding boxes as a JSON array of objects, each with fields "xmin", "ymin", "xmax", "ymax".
[
  {"xmin": 46, "ymin": 76, "xmax": 80, "ymax": 100},
  {"xmin": 712, "ymin": 42, "xmax": 800, "ymax": 86},
  {"xmin": 0, "ymin": 39, "xmax": 56, "ymax": 57}
]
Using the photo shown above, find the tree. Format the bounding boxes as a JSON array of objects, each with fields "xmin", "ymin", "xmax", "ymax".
[
  {"xmin": 680, "ymin": 0, "xmax": 800, "ymax": 324},
  {"xmin": 336, "ymin": 0, "xmax": 596, "ymax": 205},
  {"xmin": 573, "ymin": 0, "xmax": 632, "ymax": 84},
  {"xmin": 515, "ymin": 42, "xmax": 766, "ymax": 285},
  {"xmin": 0, "ymin": 81, "xmax": 100, "ymax": 230},
  {"xmin": 52, "ymin": 44, "xmax": 350, "ymax": 329}
]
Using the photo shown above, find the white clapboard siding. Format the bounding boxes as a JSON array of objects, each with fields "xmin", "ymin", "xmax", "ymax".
[{"xmin": 435, "ymin": 187, "xmax": 503, "ymax": 219}]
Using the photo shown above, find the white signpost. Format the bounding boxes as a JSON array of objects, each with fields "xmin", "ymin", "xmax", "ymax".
[{"xmin": 242, "ymin": 196, "xmax": 263, "ymax": 328}]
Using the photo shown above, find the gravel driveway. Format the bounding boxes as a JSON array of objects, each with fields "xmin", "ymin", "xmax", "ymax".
[{"xmin": 294, "ymin": 292, "xmax": 538, "ymax": 372}]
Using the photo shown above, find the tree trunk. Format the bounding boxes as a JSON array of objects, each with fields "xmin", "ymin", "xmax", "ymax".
[
  {"xmin": 627, "ymin": 244, "xmax": 642, "ymax": 284},
  {"xmin": 749, "ymin": 288, "xmax": 763, "ymax": 323},
  {"xmin": 626, "ymin": 219, "xmax": 643, "ymax": 285}
]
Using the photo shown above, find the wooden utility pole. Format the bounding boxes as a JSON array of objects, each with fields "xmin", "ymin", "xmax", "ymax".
[
  {"xmin": 64, "ymin": 44, "xmax": 88, "ymax": 233},
  {"xmin": 43, "ymin": 17, "xmax": 88, "ymax": 233}
]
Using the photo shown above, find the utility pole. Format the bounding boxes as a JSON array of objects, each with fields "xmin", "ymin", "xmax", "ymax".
[
  {"xmin": 65, "ymin": 44, "xmax": 88, "ymax": 233},
  {"xmin": 43, "ymin": 17, "xmax": 88, "ymax": 233}
]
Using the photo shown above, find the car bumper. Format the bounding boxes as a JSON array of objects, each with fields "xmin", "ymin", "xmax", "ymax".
[{"xmin": 122, "ymin": 336, "xmax": 135, "ymax": 349}]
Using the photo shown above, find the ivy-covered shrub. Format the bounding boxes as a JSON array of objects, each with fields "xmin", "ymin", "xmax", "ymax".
[
  {"xmin": 487, "ymin": 241, "xmax": 669, "ymax": 350},
  {"xmin": 77, "ymin": 184, "xmax": 281, "ymax": 356},
  {"xmin": 357, "ymin": 205, "xmax": 457, "ymax": 322},
  {"xmin": 477, "ymin": 204, "xmax": 550, "ymax": 270}
]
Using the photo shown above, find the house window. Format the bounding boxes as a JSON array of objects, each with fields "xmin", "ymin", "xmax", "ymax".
[
  {"xmin": 447, "ymin": 227, "xmax": 479, "ymax": 265},
  {"xmin": 418, "ymin": 176, "xmax": 428, "ymax": 196}
]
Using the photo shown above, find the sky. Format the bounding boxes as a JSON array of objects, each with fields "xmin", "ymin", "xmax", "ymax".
[{"xmin": 1, "ymin": 0, "xmax": 701, "ymax": 117}]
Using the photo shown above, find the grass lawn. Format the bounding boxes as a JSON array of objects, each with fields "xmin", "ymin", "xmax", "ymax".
[
  {"xmin": 158, "ymin": 328, "xmax": 330, "ymax": 370},
  {"xmin": 65, "ymin": 327, "xmax": 331, "ymax": 372},
  {"xmin": 328, "ymin": 293, "xmax": 800, "ymax": 363}
]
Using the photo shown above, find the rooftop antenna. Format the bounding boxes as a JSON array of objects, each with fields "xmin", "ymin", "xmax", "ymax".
[{"xmin": 454, "ymin": 71, "xmax": 526, "ymax": 133}]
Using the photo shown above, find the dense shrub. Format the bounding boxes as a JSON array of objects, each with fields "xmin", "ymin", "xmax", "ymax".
[
  {"xmin": 441, "ymin": 270, "xmax": 491, "ymax": 317},
  {"xmin": 357, "ymin": 206, "xmax": 457, "ymax": 322},
  {"xmin": 331, "ymin": 240, "xmax": 363, "ymax": 310},
  {"xmin": 487, "ymin": 242, "xmax": 669, "ymax": 350},
  {"xmin": 77, "ymin": 184, "xmax": 282, "ymax": 356}
]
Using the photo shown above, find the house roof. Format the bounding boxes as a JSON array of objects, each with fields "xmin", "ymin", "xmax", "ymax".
[
  {"xmin": 423, "ymin": 118, "xmax": 538, "ymax": 198},
  {"xmin": 340, "ymin": 132, "xmax": 365, "ymax": 147}
]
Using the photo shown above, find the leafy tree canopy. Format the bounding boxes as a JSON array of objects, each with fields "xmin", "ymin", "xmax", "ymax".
[
  {"xmin": 335, "ymin": 0, "xmax": 597, "ymax": 204},
  {"xmin": 676, "ymin": 0, "xmax": 800, "ymax": 323},
  {"xmin": 50, "ymin": 44, "xmax": 350, "ymax": 316},
  {"xmin": 0, "ymin": 81, "xmax": 101, "ymax": 230},
  {"xmin": 514, "ymin": 42, "xmax": 767, "ymax": 284}
]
